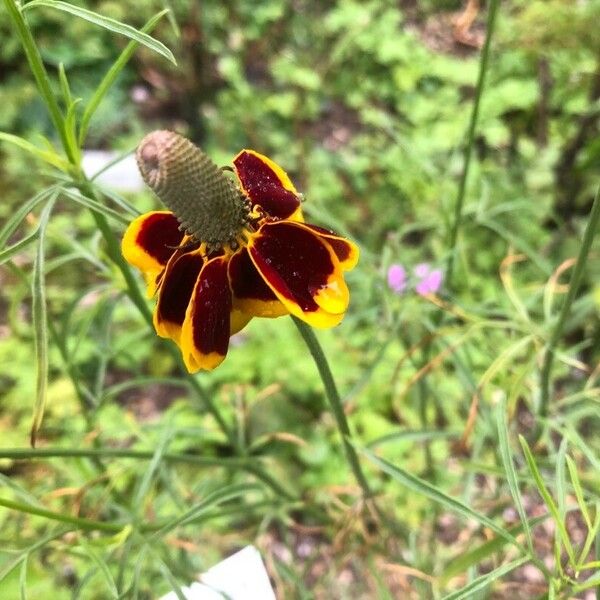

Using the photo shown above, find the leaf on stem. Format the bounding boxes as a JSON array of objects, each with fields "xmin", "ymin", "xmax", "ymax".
[
  {"xmin": 30, "ymin": 197, "xmax": 56, "ymax": 447},
  {"xmin": 23, "ymin": 1, "xmax": 176, "ymax": 65}
]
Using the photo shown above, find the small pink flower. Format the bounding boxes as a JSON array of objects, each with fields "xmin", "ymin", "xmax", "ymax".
[
  {"xmin": 414, "ymin": 264, "xmax": 443, "ymax": 296},
  {"xmin": 387, "ymin": 264, "xmax": 407, "ymax": 294}
]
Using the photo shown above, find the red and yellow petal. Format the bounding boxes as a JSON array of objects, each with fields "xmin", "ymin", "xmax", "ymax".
[
  {"xmin": 233, "ymin": 150, "xmax": 303, "ymax": 221},
  {"xmin": 153, "ymin": 250, "xmax": 204, "ymax": 343},
  {"xmin": 180, "ymin": 256, "xmax": 233, "ymax": 372},
  {"xmin": 121, "ymin": 211, "xmax": 185, "ymax": 296},
  {"xmin": 302, "ymin": 224, "xmax": 359, "ymax": 271},
  {"xmin": 247, "ymin": 221, "xmax": 349, "ymax": 328},
  {"xmin": 228, "ymin": 248, "xmax": 288, "ymax": 318}
]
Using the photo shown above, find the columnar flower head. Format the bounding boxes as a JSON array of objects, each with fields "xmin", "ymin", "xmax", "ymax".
[{"xmin": 122, "ymin": 131, "xmax": 359, "ymax": 372}]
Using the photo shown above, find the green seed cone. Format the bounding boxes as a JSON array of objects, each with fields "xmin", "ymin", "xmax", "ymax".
[{"xmin": 136, "ymin": 130, "xmax": 248, "ymax": 247}]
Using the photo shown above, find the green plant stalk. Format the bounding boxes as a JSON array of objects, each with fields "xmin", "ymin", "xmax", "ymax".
[
  {"xmin": 78, "ymin": 179, "xmax": 237, "ymax": 449},
  {"xmin": 2, "ymin": 0, "xmax": 75, "ymax": 165},
  {"xmin": 4, "ymin": 7, "xmax": 290, "ymax": 498},
  {"xmin": 0, "ymin": 446, "xmax": 294, "ymax": 501},
  {"xmin": 445, "ymin": 0, "xmax": 499, "ymax": 290},
  {"xmin": 539, "ymin": 186, "xmax": 600, "ymax": 419},
  {"xmin": 0, "ymin": 496, "xmax": 275, "ymax": 534},
  {"xmin": 7, "ymin": 0, "xmax": 293, "ymax": 503},
  {"xmin": 291, "ymin": 316, "xmax": 372, "ymax": 497}
]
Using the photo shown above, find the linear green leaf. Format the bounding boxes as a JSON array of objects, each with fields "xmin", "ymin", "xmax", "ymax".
[
  {"xmin": 441, "ymin": 556, "xmax": 528, "ymax": 600},
  {"xmin": 29, "ymin": 197, "xmax": 56, "ymax": 448},
  {"xmin": 0, "ymin": 187, "xmax": 59, "ymax": 249},
  {"xmin": 79, "ymin": 9, "xmax": 170, "ymax": 144},
  {"xmin": 495, "ymin": 399, "xmax": 534, "ymax": 555},
  {"xmin": 23, "ymin": 1, "xmax": 175, "ymax": 65},
  {"xmin": 0, "ymin": 132, "xmax": 69, "ymax": 171},
  {"xmin": 360, "ymin": 447, "xmax": 518, "ymax": 546},
  {"xmin": 150, "ymin": 483, "xmax": 259, "ymax": 539},
  {"xmin": 59, "ymin": 188, "xmax": 129, "ymax": 224},
  {"xmin": 78, "ymin": 538, "xmax": 119, "ymax": 599},
  {"xmin": 518, "ymin": 435, "xmax": 577, "ymax": 566},
  {"xmin": 0, "ymin": 230, "xmax": 39, "ymax": 265}
]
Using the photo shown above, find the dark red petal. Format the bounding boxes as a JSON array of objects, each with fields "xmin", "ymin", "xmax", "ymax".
[
  {"xmin": 302, "ymin": 224, "xmax": 359, "ymax": 270},
  {"xmin": 155, "ymin": 251, "xmax": 204, "ymax": 330},
  {"xmin": 233, "ymin": 150, "xmax": 300, "ymax": 219},
  {"xmin": 248, "ymin": 222, "xmax": 348, "ymax": 327},
  {"xmin": 303, "ymin": 225, "xmax": 350, "ymax": 261},
  {"xmin": 181, "ymin": 256, "xmax": 232, "ymax": 369},
  {"xmin": 229, "ymin": 248, "xmax": 279, "ymax": 303},
  {"xmin": 228, "ymin": 248, "xmax": 287, "ymax": 318},
  {"xmin": 135, "ymin": 212, "xmax": 184, "ymax": 265}
]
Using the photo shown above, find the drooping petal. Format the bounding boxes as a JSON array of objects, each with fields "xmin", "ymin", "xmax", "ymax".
[
  {"xmin": 248, "ymin": 221, "xmax": 349, "ymax": 328},
  {"xmin": 233, "ymin": 150, "xmax": 303, "ymax": 221},
  {"xmin": 153, "ymin": 250, "xmax": 204, "ymax": 343},
  {"xmin": 228, "ymin": 248, "xmax": 288, "ymax": 318},
  {"xmin": 302, "ymin": 224, "xmax": 359, "ymax": 271},
  {"xmin": 180, "ymin": 256, "xmax": 232, "ymax": 372},
  {"xmin": 121, "ymin": 211, "xmax": 185, "ymax": 296}
]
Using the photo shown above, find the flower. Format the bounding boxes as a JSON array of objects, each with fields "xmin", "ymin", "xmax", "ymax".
[
  {"xmin": 122, "ymin": 131, "xmax": 359, "ymax": 372},
  {"xmin": 387, "ymin": 264, "xmax": 407, "ymax": 294},
  {"xmin": 414, "ymin": 263, "xmax": 443, "ymax": 296},
  {"xmin": 387, "ymin": 262, "xmax": 443, "ymax": 296}
]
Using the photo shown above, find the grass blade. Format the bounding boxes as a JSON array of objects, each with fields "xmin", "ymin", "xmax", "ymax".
[
  {"xmin": 78, "ymin": 538, "xmax": 119, "ymax": 599},
  {"xmin": 359, "ymin": 447, "xmax": 518, "ymax": 546},
  {"xmin": 23, "ymin": 1, "xmax": 176, "ymax": 65},
  {"xmin": 495, "ymin": 399, "xmax": 534, "ymax": 556},
  {"xmin": 441, "ymin": 556, "xmax": 528, "ymax": 600},
  {"xmin": 566, "ymin": 455, "xmax": 591, "ymax": 529},
  {"xmin": 151, "ymin": 483, "xmax": 259, "ymax": 539},
  {"xmin": 30, "ymin": 197, "xmax": 56, "ymax": 447},
  {"xmin": 518, "ymin": 435, "xmax": 577, "ymax": 566}
]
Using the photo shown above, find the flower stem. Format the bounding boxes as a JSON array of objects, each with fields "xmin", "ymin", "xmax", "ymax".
[
  {"xmin": 2, "ymin": 0, "xmax": 75, "ymax": 164},
  {"xmin": 539, "ymin": 185, "xmax": 600, "ymax": 420},
  {"xmin": 445, "ymin": 0, "xmax": 499, "ymax": 290},
  {"xmin": 291, "ymin": 316, "xmax": 372, "ymax": 497}
]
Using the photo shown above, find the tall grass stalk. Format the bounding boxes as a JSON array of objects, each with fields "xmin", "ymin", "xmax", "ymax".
[
  {"xmin": 539, "ymin": 185, "xmax": 600, "ymax": 420},
  {"xmin": 445, "ymin": 0, "xmax": 499, "ymax": 290}
]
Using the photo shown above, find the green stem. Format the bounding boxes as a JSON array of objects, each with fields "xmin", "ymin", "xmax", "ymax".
[
  {"xmin": 445, "ymin": 0, "xmax": 499, "ymax": 290},
  {"xmin": 0, "ymin": 446, "xmax": 294, "ymax": 501},
  {"xmin": 291, "ymin": 316, "xmax": 372, "ymax": 497},
  {"xmin": 79, "ymin": 180, "xmax": 237, "ymax": 447},
  {"xmin": 3, "ymin": 0, "xmax": 75, "ymax": 164},
  {"xmin": 0, "ymin": 496, "xmax": 276, "ymax": 534},
  {"xmin": 539, "ymin": 186, "xmax": 600, "ymax": 419}
]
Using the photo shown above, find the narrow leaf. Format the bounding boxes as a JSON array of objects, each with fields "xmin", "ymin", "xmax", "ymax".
[
  {"xmin": 23, "ymin": 1, "xmax": 176, "ymax": 65},
  {"xmin": 441, "ymin": 556, "xmax": 528, "ymax": 600},
  {"xmin": 0, "ymin": 230, "xmax": 39, "ymax": 265},
  {"xmin": 0, "ymin": 132, "xmax": 69, "ymax": 171},
  {"xmin": 495, "ymin": 399, "xmax": 534, "ymax": 555},
  {"xmin": 566, "ymin": 455, "xmax": 591, "ymax": 529},
  {"xmin": 0, "ymin": 187, "xmax": 58, "ymax": 249},
  {"xmin": 79, "ymin": 9, "xmax": 170, "ymax": 144},
  {"xmin": 59, "ymin": 187, "xmax": 128, "ymax": 224},
  {"xmin": 360, "ymin": 447, "xmax": 518, "ymax": 546},
  {"xmin": 30, "ymin": 198, "xmax": 56, "ymax": 447},
  {"xmin": 519, "ymin": 435, "xmax": 577, "ymax": 566}
]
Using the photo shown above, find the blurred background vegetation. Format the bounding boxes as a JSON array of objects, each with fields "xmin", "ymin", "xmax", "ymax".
[{"xmin": 0, "ymin": 0, "xmax": 599, "ymax": 598}]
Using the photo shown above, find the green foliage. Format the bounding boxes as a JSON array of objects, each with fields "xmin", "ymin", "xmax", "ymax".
[{"xmin": 0, "ymin": 0, "xmax": 599, "ymax": 598}]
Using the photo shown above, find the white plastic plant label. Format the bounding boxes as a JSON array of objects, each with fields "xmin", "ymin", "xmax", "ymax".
[{"xmin": 160, "ymin": 545, "xmax": 276, "ymax": 600}]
